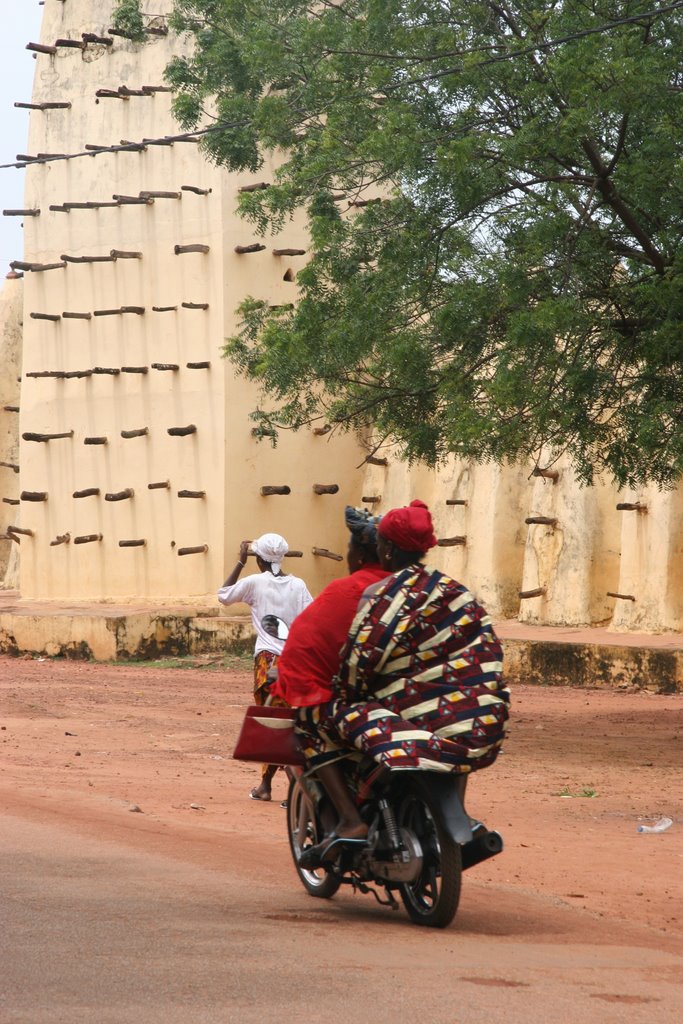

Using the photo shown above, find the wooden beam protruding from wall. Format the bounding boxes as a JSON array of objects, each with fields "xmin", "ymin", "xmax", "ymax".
[
  {"xmin": 174, "ymin": 244, "xmax": 209, "ymax": 255},
  {"xmin": 616, "ymin": 502, "xmax": 647, "ymax": 513},
  {"xmin": 61, "ymin": 254, "xmax": 116, "ymax": 264},
  {"xmin": 167, "ymin": 425, "xmax": 197, "ymax": 436},
  {"xmin": 140, "ymin": 191, "xmax": 181, "ymax": 200},
  {"xmin": 23, "ymin": 431, "xmax": 74, "ymax": 442},
  {"xmin": 525, "ymin": 516, "xmax": 558, "ymax": 528},
  {"xmin": 532, "ymin": 466, "xmax": 560, "ymax": 483},
  {"xmin": 105, "ymin": 489, "xmax": 134, "ymax": 502},
  {"xmin": 50, "ymin": 534, "xmax": 71, "ymax": 546},
  {"xmin": 15, "ymin": 102, "xmax": 72, "ymax": 111},
  {"xmin": 27, "ymin": 42, "xmax": 57, "ymax": 55},
  {"xmin": 312, "ymin": 547, "xmax": 343, "ymax": 561},
  {"xmin": 11, "ymin": 261, "xmax": 65, "ymax": 272},
  {"xmin": 519, "ymin": 587, "xmax": 546, "ymax": 599}
]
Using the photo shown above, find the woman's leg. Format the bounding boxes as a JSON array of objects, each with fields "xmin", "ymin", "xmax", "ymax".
[
  {"xmin": 251, "ymin": 651, "xmax": 278, "ymax": 800},
  {"xmin": 315, "ymin": 763, "xmax": 367, "ymax": 839},
  {"xmin": 296, "ymin": 703, "xmax": 367, "ymax": 839}
]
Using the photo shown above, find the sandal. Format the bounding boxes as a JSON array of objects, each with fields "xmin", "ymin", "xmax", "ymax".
[{"xmin": 249, "ymin": 787, "xmax": 272, "ymax": 802}]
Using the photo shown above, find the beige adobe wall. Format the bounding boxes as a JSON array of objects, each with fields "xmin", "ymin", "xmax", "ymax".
[
  {"xmin": 16, "ymin": 0, "xmax": 364, "ymax": 602},
  {"xmin": 363, "ymin": 452, "xmax": 532, "ymax": 617},
  {"xmin": 220, "ymin": 160, "xmax": 368, "ymax": 594},
  {"xmin": 9, "ymin": 1, "xmax": 683, "ymax": 631},
  {"xmin": 364, "ymin": 443, "xmax": 683, "ymax": 632},
  {"xmin": 0, "ymin": 273, "xmax": 23, "ymax": 585},
  {"xmin": 517, "ymin": 455, "xmax": 623, "ymax": 627},
  {"xmin": 611, "ymin": 486, "xmax": 683, "ymax": 632}
]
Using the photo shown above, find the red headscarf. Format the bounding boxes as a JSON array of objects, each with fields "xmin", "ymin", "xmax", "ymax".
[{"xmin": 378, "ymin": 499, "xmax": 437, "ymax": 553}]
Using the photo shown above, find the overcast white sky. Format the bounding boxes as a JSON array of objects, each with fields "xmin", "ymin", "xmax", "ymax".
[{"xmin": 0, "ymin": 3, "xmax": 44, "ymax": 274}]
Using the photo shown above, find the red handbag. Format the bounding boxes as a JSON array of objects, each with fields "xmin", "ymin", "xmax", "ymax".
[{"xmin": 232, "ymin": 705, "xmax": 305, "ymax": 766}]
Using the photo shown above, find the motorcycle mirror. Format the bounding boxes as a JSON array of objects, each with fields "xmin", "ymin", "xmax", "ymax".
[{"xmin": 261, "ymin": 614, "xmax": 289, "ymax": 640}]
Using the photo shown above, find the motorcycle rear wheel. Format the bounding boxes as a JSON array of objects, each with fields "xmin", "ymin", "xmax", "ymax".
[
  {"xmin": 287, "ymin": 776, "xmax": 342, "ymax": 899},
  {"xmin": 397, "ymin": 788, "xmax": 462, "ymax": 928}
]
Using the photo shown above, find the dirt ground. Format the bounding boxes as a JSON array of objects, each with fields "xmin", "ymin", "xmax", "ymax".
[{"xmin": 0, "ymin": 651, "xmax": 681, "ymax": 1016}]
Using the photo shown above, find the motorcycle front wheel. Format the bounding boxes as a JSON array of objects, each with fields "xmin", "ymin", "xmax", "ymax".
[
  {"xmin": 397, "ymin": 788, "xmax": 462, "ymax": 928},
  {"xmin": 286, "ymin": 776, "xmax": 342, "ymax": 899}
]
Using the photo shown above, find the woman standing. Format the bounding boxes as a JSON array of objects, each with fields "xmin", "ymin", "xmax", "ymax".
[{"xmin": 218, "ymin": 532, "xmax": 312, "ymax": 801}]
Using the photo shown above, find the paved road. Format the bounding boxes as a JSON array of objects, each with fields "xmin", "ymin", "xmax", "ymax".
[{"xmin": 1, "ymin": 811, "xmax": 681, "ymax": 1024}]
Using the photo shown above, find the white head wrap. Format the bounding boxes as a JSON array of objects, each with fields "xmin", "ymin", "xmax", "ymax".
[{"xmin": 251, "ymin": 532, "xmax": 289, "ymax": 573}]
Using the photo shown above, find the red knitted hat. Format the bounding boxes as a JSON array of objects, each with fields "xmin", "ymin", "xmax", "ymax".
[{"xmin": 378, "ymin": 499, "xmax": 437, "ymax": 553}]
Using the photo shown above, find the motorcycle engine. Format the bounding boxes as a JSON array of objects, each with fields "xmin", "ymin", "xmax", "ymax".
[{"xmin": 367, "ymin": 828, "xmax": 423, "ymax": 883}]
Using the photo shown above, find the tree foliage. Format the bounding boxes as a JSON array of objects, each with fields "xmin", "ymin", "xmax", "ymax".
[
  {"xmin": 112, "ymin": 0, "xmax": 146, "ymax": 42},
  {"xmin": 167, "ymin": 1, "xmax": 683, "ymax": 486}
]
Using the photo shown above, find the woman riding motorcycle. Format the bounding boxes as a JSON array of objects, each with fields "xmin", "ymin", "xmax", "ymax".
[
  {"xmin": 272, "ymin": 506, "xmax": 388, "ymax": 709},
  {"xmin": 293, "ymin": 499, "xmax": 510, "ymax": 862}
]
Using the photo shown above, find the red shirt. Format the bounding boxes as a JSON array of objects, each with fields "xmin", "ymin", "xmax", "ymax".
[{"xmin": 272, "ymin": 564, "xmax": 389, "ymax": 707}]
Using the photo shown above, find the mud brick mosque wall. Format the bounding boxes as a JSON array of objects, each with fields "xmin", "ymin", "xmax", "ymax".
[
  {"xmin": 5, "ymin": 0, "xmax": 366, "ymax": 603},
  {"xmin": 1, "ymin": 0, "xmax": 682, "ymax": 632}
]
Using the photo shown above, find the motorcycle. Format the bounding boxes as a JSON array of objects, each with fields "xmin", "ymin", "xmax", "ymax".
[
  {"xmin": 286, "ymin": 754, "xmax": 503, "ymax": 929},
  {"xmin": 237, "ymin": 614, "xmax": 504, "ymax": 928}
]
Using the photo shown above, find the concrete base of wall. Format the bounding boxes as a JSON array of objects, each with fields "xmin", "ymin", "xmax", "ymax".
[
  {"xmin": 1, "ymin": 594, "xmax": 681, "ymax": 692},
  {"xmin": 496, "ymin": 621, "xmax": 683, "ymax": 694},
  {"xmin": 0, "ymin": 592, "xmax": 253, "ymax": 661}
]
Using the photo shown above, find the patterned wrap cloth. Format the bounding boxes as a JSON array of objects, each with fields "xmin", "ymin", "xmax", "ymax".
[
  {"xmin": 254, "ymin": 650, "xmax": 289, "ymax": 779},
  {"xmin": 296, "ymin": 566, "xmax": 509, "ymax": 774}
]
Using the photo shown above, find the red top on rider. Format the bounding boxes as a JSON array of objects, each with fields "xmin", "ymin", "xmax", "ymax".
[{"xmin": 272, "ymin": 508, "xmax": 388, "ymax": 707}]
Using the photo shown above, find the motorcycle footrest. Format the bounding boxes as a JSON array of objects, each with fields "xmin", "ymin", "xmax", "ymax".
[{"xmin": 461, "ymin": 829, "xmax": 503, "ymax": 870}]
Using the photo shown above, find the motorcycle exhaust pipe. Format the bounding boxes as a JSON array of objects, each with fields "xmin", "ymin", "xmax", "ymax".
[{"xmin": 461, "ymin": 829, "xmax": 503, "ymax": 871}]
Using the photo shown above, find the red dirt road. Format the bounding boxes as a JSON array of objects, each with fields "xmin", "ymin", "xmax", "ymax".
[{"xmin": 0, "ymin": 654, "xmax": 681, "ymax": 1023}]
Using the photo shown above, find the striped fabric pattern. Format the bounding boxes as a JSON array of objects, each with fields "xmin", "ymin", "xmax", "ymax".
[{"xmin": 296, "ymin": 566, "xmax": 510, "ymax": 773}]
